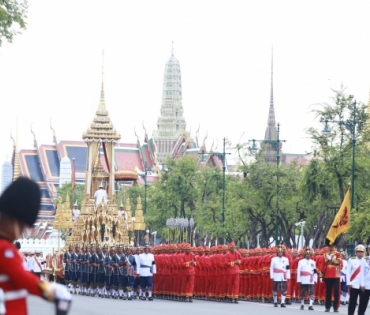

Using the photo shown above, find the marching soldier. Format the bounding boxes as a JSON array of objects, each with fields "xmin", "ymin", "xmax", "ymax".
[
  {"xmin": 270, "ymin": 245, "xmax": 290, "ymax": 307},
  {"xmin": 111, "ymin": 246, "xmax": 121, "ymax": 299},
  {"xmin": 126, "ymin": 247, "xmax": 136, "ymax": 300},
  {"xmin": 133, "ymin": 247, "xmax": 142, "ymax": 299},
  {"xmin": 137, "ymin": 245, "xmax": 156, "ymax": 300},
  {"xmin": 225, "ymin": 242, "xmax": 241, "ymax": 303},
  {"xmin": 104, "ymin": 246, "xmax": 114, "ymax": 298},
  {"xmin": 79, "ymin": 246, "xmax": 88, "ymax": 295},
  {"xmin": 297, "ymin": 246, "xmax": 317, "ymax": 310},
  {"xmin": 119, "ymin": 245, "xmax": 128, "ymax": 299},
  {"xmin": 322, "ymin": 242, "xmax": 342, "ymax": 312},
  {"xmin": 97, "ymin": 244, "xmax": 107, "ymax": 297},
  {"xmin": 63, "ymin": 246, "xmax": 74, "ymax": 292},
  {"xmin": 181, "ymin": 244, "xmax": 196, "ymax": 302},
  {"xmin": 89, "ymin": 245, "xmax": 99, "ymax": 296},
  {"xmin": 346, "ymin": 244, "xmax": 366, "ymax": 315}
]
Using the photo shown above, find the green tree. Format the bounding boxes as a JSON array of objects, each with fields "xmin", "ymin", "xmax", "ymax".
[
  {"xmin": 0, "ymin": 0, "xmax": 28, "ymax": 45},
  {"xmin": 305, "ymin": 86, "xmax": 368, "ymax": 247},
  {"xmin": 57, "ymin": 183, "xmax": 85, "ymax": 208}
]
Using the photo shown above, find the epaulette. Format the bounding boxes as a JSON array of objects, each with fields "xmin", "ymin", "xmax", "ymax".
[{"xmin": 351, "ymin": 256, "xmax": 356, "ymax": 259}]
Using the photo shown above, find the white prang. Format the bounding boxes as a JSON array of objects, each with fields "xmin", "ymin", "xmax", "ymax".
[{"xmin": 59, "ymin": 156, "xmax": 72, "ymax": 187}]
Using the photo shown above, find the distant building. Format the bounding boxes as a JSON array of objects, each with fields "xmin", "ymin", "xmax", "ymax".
[
  {"xmin": 1, "ymin": 49, "xmax": 225, "ymax": 231},
  {"xmin": 1, "ymin": 160, "xmax": 12, "ymax": 194}
]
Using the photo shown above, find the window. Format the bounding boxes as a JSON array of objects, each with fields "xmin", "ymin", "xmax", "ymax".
[{"xmin": 176, "ymin": 124, "xmax": 179, "ymax": 131}]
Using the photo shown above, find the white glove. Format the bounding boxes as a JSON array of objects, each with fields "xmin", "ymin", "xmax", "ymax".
[
  {"xmin": 320, "ymin": 278, "xmax": 323, "ymax": 283},
  {"xmin": 51, "ymin": 282, "xmax": 72, "ymax": 301},
  {"xmin": 326, "ymin": 255, "xmax": 332, "ymax": 260}
]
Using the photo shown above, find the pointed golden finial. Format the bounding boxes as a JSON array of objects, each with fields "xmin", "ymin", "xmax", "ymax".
[
  {"xmin": 202, "ymin": 131, "xmax": 208, "ymax": 147},
  {"xmin": 214, "ymin": 138, "xmax": 219, "ymax": 151},
  {"xmin": 50, "ymin": 118, "xmax": 57, "ymax": 144},
  {"xmin": 142, "ymin": 120, "xmax": 148, "ymax": 143},
  {"xmin": 209, "ymin": 138, "xmax": 214, "ymax": 153},
  {"xmin": 30, "ymin": 123, "xmax": 37, "ymax": 148}
]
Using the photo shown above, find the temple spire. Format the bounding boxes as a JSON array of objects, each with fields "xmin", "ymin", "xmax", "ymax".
[
  {"xmin": 100, "ymin": 49, "xmax": 105, "ymax": 102},
  {"xmin": 267, "ymin": 47, "xmax": 276, "ymax": 128}
]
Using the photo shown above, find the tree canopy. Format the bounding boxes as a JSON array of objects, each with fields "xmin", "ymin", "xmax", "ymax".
[{"xmin": 0, "ymin": 0, "xmax": 28, "ymax": 46}]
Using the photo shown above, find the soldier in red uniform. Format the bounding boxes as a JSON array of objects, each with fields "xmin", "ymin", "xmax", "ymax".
[
  {"xmin": 0, "ymin": 177, "xmax": 71, "ymax": 315},
  {"xmin": 321, "ymin": 241, "xmax": 342, "ymax": 312},
  {"xmin": 181, "ymin": 244, "xmax": 196, "ymax": 302},
  {"xmin": 225, "ymin": 242, "xmax": 241, "ymax": 303}
]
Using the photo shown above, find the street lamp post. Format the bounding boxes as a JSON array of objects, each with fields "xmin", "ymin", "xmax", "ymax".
[
  {"xmin": 138, "ymin": 162, "xmax": 151, "ymax": 214},
  {"xmin": 250, "ymin": 123, "xmax": 286, "ymax": 245},
  {"xmin": 200, "ymin": 137, "xmax": 231, "ymax": 243}
]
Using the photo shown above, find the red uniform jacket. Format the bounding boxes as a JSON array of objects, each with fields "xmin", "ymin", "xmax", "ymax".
[
  {"xmin": 323, "ymin": 252, "xmax": 342, "ymax": 279},
  {"xmin": 226, "ymin": 251, "xmax": 242, "ymax": 275},
  {"xmin": 0, "ymin": 238, "xmax": 44, "ymax": 315}
]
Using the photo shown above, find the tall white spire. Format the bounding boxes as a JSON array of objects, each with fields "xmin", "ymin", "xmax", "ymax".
[{"xmin": 153, "ymin": 44, "xmax": 187, "ymax": 163}]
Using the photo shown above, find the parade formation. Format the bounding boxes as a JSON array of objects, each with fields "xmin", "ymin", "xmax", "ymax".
[{"xmin": 29, "ymin": 238, "xmax": 365, "ymax": 314}]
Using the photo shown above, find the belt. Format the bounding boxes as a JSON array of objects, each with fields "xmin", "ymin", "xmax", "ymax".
[
  {"xmin": 0, "ymin": 276, "xmax": 9, "ymax": 283},
  {"xmin": 273, "ymin": 268, "xmax": 286, "ymax": 280},
  {"xmin": 300, "ymin": 271, "xmax": 313, "ymax": 282}
]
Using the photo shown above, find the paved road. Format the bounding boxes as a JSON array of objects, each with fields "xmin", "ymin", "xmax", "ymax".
[{"xmin": 28, "ymin": 295, "xmax": 350, "ymax": 315}]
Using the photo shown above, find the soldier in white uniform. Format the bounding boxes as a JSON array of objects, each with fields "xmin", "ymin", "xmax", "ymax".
[
  {"xmin": 117, "ymin": 201, "xmax": 128, "ymax": 230},
  {"xmin": 297, "ymin": 246, "xmax": 317, "ymax": 310},
  {"xmin": 347, "ymin": 244, "xmax": 366, "ymax": 315},
  {"xmin": 359, "ymin": 248, "xmax": 370, "ymax": 315},
  {"xmin": 137, "ymin": 245, "xmax": 156, "ymax": 301},
  {"xmin": 340, "ymin": 251, "xmax": 348, "ymax": 305},
  {"xmin": 270, "ymin": 245, "xmax": 290, "ymax": 307}
]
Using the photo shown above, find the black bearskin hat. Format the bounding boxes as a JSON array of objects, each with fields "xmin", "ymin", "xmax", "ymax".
[{"xmin": 0, "ymin": 177, "xmax": 41, "ymax": 226}]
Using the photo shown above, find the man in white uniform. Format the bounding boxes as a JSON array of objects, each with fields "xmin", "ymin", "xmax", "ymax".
[
  {"xmin": 340, "ymin": 251, "xmax": 348, "ymax": 305},
  {"xmin": 359, "ymin": 248, "xmax": 370, "ymax": 315},
  {"xmin": 347, "ymin": 244, "xmax": 366, "ymax": 315},
  {"xmin": 297, "ymin": 246, "xmax": 317, "ymax": 310},
  {"xmin": 270, "ymin": 245, "xmax": 290, "ymax": 307},
  {"xmin": 94, "ymin": 183, "xmax": 108, "ymax": 206},
  {"xmin": 117, "ymin": 201, "xmax": 128, "ymax": 230},
  {"xmin": 72, "ymin": 201, "xmax": 81, "ymax": 222},
  {"xmin": 137, "ymin": 245, "xmax": 156, "ymax": 301},
  {"xmin": 32, "ymin": 251, "xmax": 43, "ymax": 278}
]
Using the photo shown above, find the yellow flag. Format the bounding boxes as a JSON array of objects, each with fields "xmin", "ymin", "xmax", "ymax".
[{"xmin": 326, "ymin": 188, "xmax": 351, "ymax": 245}]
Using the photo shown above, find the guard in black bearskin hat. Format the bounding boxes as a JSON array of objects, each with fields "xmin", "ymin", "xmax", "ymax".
[{"xmin": 0, "ymin": 177, "xmax": 72, "ymax": 315}]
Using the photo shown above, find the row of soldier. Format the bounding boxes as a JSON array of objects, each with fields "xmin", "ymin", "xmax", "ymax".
[
  {"xmin": 60, "ymin": 241, "xmax": 370, "ymax": 313},
  {"xmin": 63, "ymin": 244, "xmax": 155, "ymax": 300}
]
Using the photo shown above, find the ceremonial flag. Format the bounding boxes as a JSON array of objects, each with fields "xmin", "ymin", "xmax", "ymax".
[
  {"xmin": 71, "ymin": 158, "xmax": 76, "ymax": 190},
  {"xmin": 326, "ymin": 187, "xmax": 350, "ymax": 245}
]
